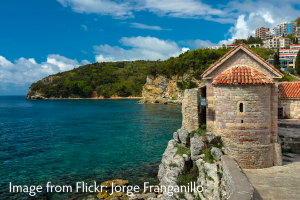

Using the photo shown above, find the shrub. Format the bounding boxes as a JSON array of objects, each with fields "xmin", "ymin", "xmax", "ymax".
[
  {"xmin": 169, "ymin": 163, "xmax": 178, "ymax": 168},
  {"xmin": 177, "ymin": 174, "xmax": 197, "ymax": 187},
  {"xmin": 174, "ymin": 144, "xmax": 191, "ymax": 157},
  {"xmin": 190, "ymin": 127, "xmax": 207, "ymax": 138},
  {"xmin": 202, "ymin": 148, "xmax": 215, "ymax": 163}
]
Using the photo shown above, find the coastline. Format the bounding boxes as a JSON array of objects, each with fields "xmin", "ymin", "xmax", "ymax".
[{"xmin": 27, "ymin": 96, "xmax": 143, "ymax": 100}]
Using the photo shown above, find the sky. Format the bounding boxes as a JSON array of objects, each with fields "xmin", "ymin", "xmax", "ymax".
[{"xmin": 0, "ymin": 0, "xmax": 300, "ymax": 95}]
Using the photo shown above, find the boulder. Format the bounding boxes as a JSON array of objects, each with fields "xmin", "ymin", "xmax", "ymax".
[
  {"xmin": 97, "ymin": 189, "xmax": 109, "ymax": 199},
  {"xmin": 221, "ymin": 147, "xmax": 228, "ymax": 155},
  {"xmin": 105, "ymin": 192, "xmax": 128, "ymax": 200},
  {"xmin": 173, "ymin": 131, "xmax": 179, "ymax": 143},
  {"xmin": 101, "ymin": 179, "xmax": 129, "ymax": 188},
  {"xmin": 211, "ymin": 147, "xmax": 223, "ymax": 161},
  {"xmin": 129, "ymin": 193, "xmax": 157, "ymax": 200},
  {"xmin": 177, "ymin": 129, "xmax": 190, "ymax": 146},
  {"xmin": 190, "ymin": 134, "xmax": 205, "ymax": 161},
  {"xmin": 205, "ymin": 132, "xmax": 215, "ymax": 143},
  {"xmin": 182, "ymin": 154, "xmax": 190, "ymax": 162}
]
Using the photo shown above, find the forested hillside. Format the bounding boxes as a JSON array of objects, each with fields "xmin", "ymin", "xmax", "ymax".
[{"xmin": 29, "ymin": 47, "xmax": 275, "ymax": 98}]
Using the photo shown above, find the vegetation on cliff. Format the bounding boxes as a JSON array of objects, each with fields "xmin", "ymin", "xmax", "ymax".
[
  {"xmin": 29, "ymin": 47, "xmax": 276, "ymax": 98},
  {"xmin": 30, "ymin": 60, "xmax": 159, "ymax": 98}
]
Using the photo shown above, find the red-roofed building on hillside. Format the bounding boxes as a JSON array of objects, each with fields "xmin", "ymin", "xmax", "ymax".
[
  {"xmin": 278, "ymin": 82, "xmax": 300, "ymax": 119},
  {"xmin": 182, "ymin": 43, "xmax": 284, "ymax": 169},
  {"xmin": 291, "ymin": 44, "xmax": 300, "ymax": 49},
  {"xmin": 226, "ymin": 44, "xmax": 236, "ymax": 49},
  {"xmin": 267, "ymin": 47, "xmax": 299, "ymax": 68},
  {"xmin": 279, "ymin": 49, "xmax": 299, "ymax": 54}
]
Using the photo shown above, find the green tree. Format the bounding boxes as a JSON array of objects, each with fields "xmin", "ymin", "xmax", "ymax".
[
  {"xmin": 247, "ymin": 36, "xmax": 263, "ymax": 44},
  {"xmin": 294, "ymin": 17, "xmax": 300, "ymax": 26},
  {"xmin": 296, "ymin": 50, "xmax": 300, "ymax": 75},
  {"xmin": 287, "ymin": 66, "xmax": 294, "ymax": 74},
  {"xmin": 28, "ymin": 46, "xmax": 276, "ymax": 98},
  {"xmin": 273, "ymin": 49, "xmax": 280, "ymax": 69}
]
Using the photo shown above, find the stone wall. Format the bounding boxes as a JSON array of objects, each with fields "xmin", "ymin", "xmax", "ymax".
[
  {"xmin": 278, "ymin": 127, "xmax": 300, "ymax": 153},
  {"xmin": 182, "ymin": 84, "xmax": 282, "ymax": 168},
  {"xmin": 222, "ymin": 156, "xmax": 254, "ymax": 200},
  {"xmin": 213, "ymin": 85, "xmax": 274, "ymax": 168},
  {"xmin": 279, "ymin": 98, "xmax": 300, "ymax": 119},
  {"xmin": 182, "ymin": 89, "xmax": 200, "ymax": 132}
]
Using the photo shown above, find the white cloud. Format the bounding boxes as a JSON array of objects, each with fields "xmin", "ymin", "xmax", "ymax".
[
  {"xmin": 219, "ymin": 0, "xmax": 300, "ymax": 44},
  {"xmin": 57, "ymin": 0, "xmax": 134, "ymax": 19},
  {"xmin": 181, "ymin": 48, "xmax": 190, "ymax": 53},
  {"xmin": 182, "ymin": 0, "xmax": 300, "ymax": 46},
  {"xmin": 81, "ymin": 24, "xmax": 88, "ymax": 31},
  {"xmin": 57, "ymin": 0, "xmax": 233, "ymax": 22},
  {"xmin": 93, "ymin": 36, "xmax": 189, "ymax": 61},
  {"xmin": 129, "ymin": 23, "xmax": 171, "ymax": 31},
  {"xmin": 0, "ymin": 55, "xmax": 90, "ymax": 85},
  {"xmin": 56, "ymin": 0, "xmax": 300, "ymax": 27},
  {"xmin": 139, "ymin": 0, "xmax": 225, "ymax": 18}
]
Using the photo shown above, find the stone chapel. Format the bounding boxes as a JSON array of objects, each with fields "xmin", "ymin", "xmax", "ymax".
[{"xmin": 182, "ymin": 43, "xmax": 284, "ymax": 169}]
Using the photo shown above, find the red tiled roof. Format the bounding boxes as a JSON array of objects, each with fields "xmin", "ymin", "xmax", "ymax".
[
  {"xmin": 201, "ymin": 43, "xmax": 284, "ymax": 78},
  {"xmin": 212, "ymin": 66, "xmax": 274, "ymax": 85},
  {"xmin": 279, "ymin": 53, "xmax": 297, "ymax": 55},
  {"xmin": 279, "ymin": 49, "xmax": 299, "ymax": 51},
  {"xmin": 278, "ymin": 82, "xmax": 300, "ymax": 98}
]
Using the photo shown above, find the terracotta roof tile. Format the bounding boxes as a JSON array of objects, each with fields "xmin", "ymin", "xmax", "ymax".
[
  {"xmin": 212, "ymin": 66, "xmax": 274, "ymax": 85},
  {"xmin": 278, "ymin": 82, "xmax": 300, "ymax": 98},
  {"xmin": 279, "ymin": 53, "xmax": 297, "ymax": 55},
  {"xmin": 201, "ymin": 43, "xmax": 284, "ymax": 78}
]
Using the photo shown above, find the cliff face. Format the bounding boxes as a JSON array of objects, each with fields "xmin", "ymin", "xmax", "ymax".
[
  {"xmin": 142, "ymin": 73, "xmax": 202, "ymax": 100},
  {"xmin": 26, "ymin": 76, "xmax": 61, "ymax": 100}
]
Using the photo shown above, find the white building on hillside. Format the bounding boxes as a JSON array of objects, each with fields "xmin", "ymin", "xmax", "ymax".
[
  {"xmin": 264, "ymin": 37, "xmax": 291, "ymax": 49},
  {"xmin": 291, "ymin": 44, "xmax": 300, "ymax": 49},
  {"xmin": 267, "ymin": 46, "xmax": 299, "ymax": 69},
  {"xmin": 273, "ymin": 21, "xmax": 297, "ymax": 37}
]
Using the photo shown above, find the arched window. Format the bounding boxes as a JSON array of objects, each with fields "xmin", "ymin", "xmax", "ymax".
[{"xmin": 239, "ymin": 103, "xmax": 243, "ymax": 113}]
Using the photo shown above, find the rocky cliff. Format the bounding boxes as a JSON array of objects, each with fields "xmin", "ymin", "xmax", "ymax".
[
  {"xmin": 157, "ymin": 128, "xmax": 229, "ymax": 200},
  {"xmin": 142, "ymin": 73, "xmax": 203, "ymax": 101},
  {"xmin": 26, "ymin": 76, "xmax": 61, "ymax": 100}
]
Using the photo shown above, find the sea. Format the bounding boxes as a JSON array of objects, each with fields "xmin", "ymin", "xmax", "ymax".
[{"xmin": 0, "ymin": 96, "xmax": 182, "ymax": 199}]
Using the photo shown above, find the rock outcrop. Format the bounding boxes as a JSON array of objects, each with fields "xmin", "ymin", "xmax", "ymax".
[
  {"xmin": 157, "ymin": 128, "xmax": 228, "ymax": 200},
  {"xmin": 26, "ymin": 76, "xmax": 61, "ymax": 100},
  {"xmin": 26, "ymin": 90, "xmax": 48, "ymax": 100},
  {"xmin": 142, "ymin": 73, "xmax": 202, "ymax": 101}
]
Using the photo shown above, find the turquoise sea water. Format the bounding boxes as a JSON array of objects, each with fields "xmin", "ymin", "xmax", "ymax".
[{"xmin": 0, "ymin": 96, "xmax": 182, "ymax": 199}]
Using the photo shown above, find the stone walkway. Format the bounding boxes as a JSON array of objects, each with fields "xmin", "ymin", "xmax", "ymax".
[{"xmin": 243, "ymin": 154, "xmax": 300, "ymax": 200}]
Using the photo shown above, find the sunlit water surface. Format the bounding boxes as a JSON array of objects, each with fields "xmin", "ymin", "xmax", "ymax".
[{"xmin": 0, "ymin": 96, "xmax": 182, "ymax": 199}]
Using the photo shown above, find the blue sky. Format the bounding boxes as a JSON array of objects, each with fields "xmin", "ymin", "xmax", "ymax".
[{"xmin": 0, "ymin": 0, "xmax": 299, "ymax": 95}]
